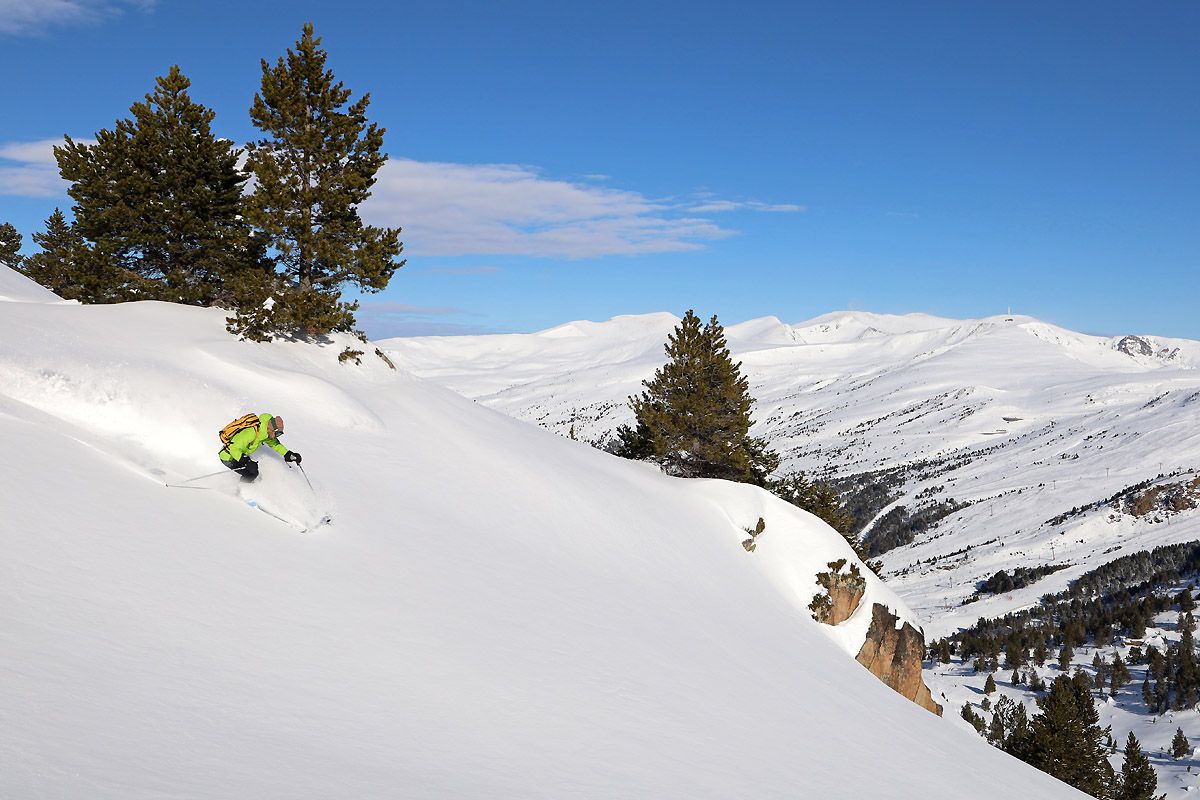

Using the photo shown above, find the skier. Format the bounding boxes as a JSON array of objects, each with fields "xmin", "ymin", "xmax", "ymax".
[{"xmin": 218, "ymin": 413, "xmax": 302, "ymax": 482}]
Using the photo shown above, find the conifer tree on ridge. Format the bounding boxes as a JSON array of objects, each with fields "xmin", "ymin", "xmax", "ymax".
[
  {"xmin": 17, "ymin": 210, "xmax": 86, "ymax": 298},
  {"xmin": 55, "ymin": 66, "xmax": 258, "ymax": 305},
  {"xmin": 237, "ymin": 22, "xmax": 403, "ymax": 340},
  {"xmin": 0, "ymin": 223, "xmax": 21, "ymax": 270},
  {"xmin": 617, "ymin": 310, "xmax": 777, "ymax": 485}
]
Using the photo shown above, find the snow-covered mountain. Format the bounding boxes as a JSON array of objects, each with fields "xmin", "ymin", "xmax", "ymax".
[
  {"xmin": 379, "ymin": 308, "xmax": 1200, "ymax": 798},
  {"xmin": 380, "ymin": 311, "xmax": 1200, "ymax": 636},
  {"xmin": 0, "ymin": 269, "xmax": 1086, "ymax": 799}
]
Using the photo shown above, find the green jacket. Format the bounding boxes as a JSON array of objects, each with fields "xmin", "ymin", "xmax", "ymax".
[{"xmin": 219, "ymin": 413, "xmax": 290, "ymax": 462}]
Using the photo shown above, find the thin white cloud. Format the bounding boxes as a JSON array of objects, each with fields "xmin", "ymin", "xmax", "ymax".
[
  {"xmin": 0, "ymin": 138, "xmax": 82, "ymax": 198},
  {"xmin": 689, "ymin": 199, "xmax": 806, "ymax": 213},
  {"xmin": 1, "ymin": 138, "xmax": 801, "ymax": 259},
  {"xmin": 423, "ymin": 265, "xmax": 502, "ymax": 276},
  {"xmin": 0, "ymin": 0, "xmax": 154, "ymax": 35},
  {"xmin": 0, "ymin": 140, "xmax": 63, "ymax": 164},
  {"xmin": 363, "ymin": 159, "xmax": 738, "ymax": 259}
]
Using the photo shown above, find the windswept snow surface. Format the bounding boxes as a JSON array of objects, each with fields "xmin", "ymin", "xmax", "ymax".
[{"xmin": 0, "ymin": 284, "xmax": 1084, "ymax": 798}]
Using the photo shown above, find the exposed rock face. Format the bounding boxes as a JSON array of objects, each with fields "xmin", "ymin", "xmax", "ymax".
[
  {"xmin": 809, "ymin": 560, "xmax": 866, "ymax": 625},
  {"xmin": 825, "ymin": 574, "xmax": 866, "ymax": 626},
  {"xmin": 1116, "ymin": 335, "xmax": 1153, "ymax": 357},
  {"xmin": 809, "ymin": 563, "xmax": 943, "ymax": 715},
  {"xmin": 855, "ymin": 603, "xmax": 943, "ymax": 716}
]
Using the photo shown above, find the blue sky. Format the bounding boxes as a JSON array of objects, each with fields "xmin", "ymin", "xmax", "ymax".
[{"xmin": 2, "ymin": 1, "xmax": 1197, "ymax": 338}]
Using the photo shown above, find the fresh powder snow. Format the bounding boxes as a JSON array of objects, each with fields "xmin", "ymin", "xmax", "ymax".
[{"xmin": 0, "ymin": 269, "xmax": 1087, "ymax": 798}]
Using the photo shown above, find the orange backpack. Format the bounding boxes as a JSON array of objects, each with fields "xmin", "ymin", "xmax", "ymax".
[{"xmin": 219, "ymin": 414, "xmax": 260, "ymax": 447}]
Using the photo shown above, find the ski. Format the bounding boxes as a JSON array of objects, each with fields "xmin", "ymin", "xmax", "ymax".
[{"xmin": 245, "ymin": 499, "xmax": 332, "ymax": 533}]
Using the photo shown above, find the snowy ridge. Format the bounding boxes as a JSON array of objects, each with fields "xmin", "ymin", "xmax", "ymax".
[
  {"xmin": 0, "ymin": 264, "xmax": 64, "ymax": 304},
  {"xmin": 0, "ymin": 270, "xmax": 1082, "ymax": 798}
]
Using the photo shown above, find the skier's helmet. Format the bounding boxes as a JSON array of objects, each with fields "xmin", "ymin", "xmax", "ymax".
[{"xmin": 267, "ymin": 415, "xmax": 284, "ymax": 438}]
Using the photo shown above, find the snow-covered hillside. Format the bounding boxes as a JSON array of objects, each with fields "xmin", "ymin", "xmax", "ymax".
[
  {"xmin": 380, "ymin": 311, "xmax": 1200, "ymax": 637},
  {"xmin": 0, "ymin": 271, "xmax": 1084, "ymax": 798}
]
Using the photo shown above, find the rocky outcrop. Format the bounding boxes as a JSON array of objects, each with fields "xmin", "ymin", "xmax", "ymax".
[
  {"xmin": 808, "ymin": 560, "xmax": 865, "ymax": 625},
  {"xmin": 825, "ymin": 571, "xmax": 866, "ymax": 626},
  {"xmin": 808, "ymin": 562, "xmax": 943, "ymax": 715},
  {"xmin": 1116, "ymin": 335, "xmax": 1152, "ymax": 357},
  {"xmin": 855, "ymin": 603, "xmax": 943, "ymax": 716}
]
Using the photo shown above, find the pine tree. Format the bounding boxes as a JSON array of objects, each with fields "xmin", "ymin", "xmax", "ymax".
[
  {"xmin": 1025, "ymin": 674, "xmax": 1115, "ymax": 797},
  {"xmin": 16, "ymin": 209, "xmax": 86, "ymax": 298},
  {"xmin": 55, "ymin": 66, "xmax": 258, "ymax": 304},
  {"xmin": 1111, "ymin": 652, "xmax": 1131, "ymax": 694},
  {"xmin": 1034, "ymin": 639, "xmax": 1048, "ymax": 668},
  {"xmin": 611, "ymin": 418, "xmax": 656, "ymax": 460},
  {"xmin": 1155, "ymin": 679, "xmax": 1169, "ymax": 714},
  {"xmin": 769, "ymin": 472, "xmax": 863, "ymax": 557},
  {"xmin": 0, "ymin": 222, "xmax": 21, "ymax": 269},
  {"xmin": 1172, "ymin": 727, "xmax": 1189, "ymax": 759},
  {"xmin": 1142, "ymin": 679, "xmax": 1154, "ymax": 709},
  {"xmin": 960, "ymin": 702, "xmax": 986, "ymax": 735},
  {"xmin": 1011, "ymin": 668, "xmax": 1022, "ymax": 686},
  {"xmin": 238, "ymin": 22, "xmax": 403, "ymax": 340},
  {"xmin": 1176, "ymin": 627, "xmax": 1199, "ymax": 708},
  {"xmin": 986, "ymin": 707, "xmax": 1005, "ymax": 744},
  {"xmin": 1148, "ymin": 646, "xmax": 1166, "ymax": 681},
  {"xmin": 1094, "ymin": 652, "xmax": 1109, "ymax": 691},
  {"xmin": 1059, "ymin": 643, "xmax": 1074, "ymax": 671},
  {"xmin": 984, "ymin": 673, "xmax": 997, "ymax": 695},
  {"xmin": 1114, "ymin": 732, "xmax": 1159, "ymax": 800},
  {"xmin": 1002, "ymin": 701, "xmax": 1033, "ymax": 761},
  {"xmin": 621, "ymin": 311, "xmax": 778, "ymax": 485},
  {"xmin": 1177, "ymin": 588, "xmax": 1195, "ymax": 612},
  {"xmin": 1130, "ymin": 612, "xmax": 1148, "ymax": 640},
  {"xmin": 1005, "ymin": 640, "xmax": 1027, "ymax": 669}
]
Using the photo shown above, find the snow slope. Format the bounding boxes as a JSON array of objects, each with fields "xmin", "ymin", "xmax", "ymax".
[
  {"xmin": 0, "ymin": 264, "xmax": 63, "ymax": 303},
  {"xmin": 0, "ymin": 273, "xmax": 1083, "ymax": 798},
  {"xmin": 379, "ymin": 311, "xmax": 1200, "ymax": 637}
]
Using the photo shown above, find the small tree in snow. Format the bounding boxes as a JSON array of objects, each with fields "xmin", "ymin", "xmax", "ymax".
[
  {"xmin": 1172, "ymin": 727, "xmax": 1189, "ymax": 759},
  {"xmin": 1114, "ymin": 732, "xmax": 1159, "ymax": 800}
]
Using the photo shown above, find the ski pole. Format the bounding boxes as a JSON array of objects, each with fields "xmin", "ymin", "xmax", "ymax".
[
  {"xmin": 182, "ymin": 469, "xmax": 229, "ymax": 483},
  {"xmin": 166, "ymin": 469, "xmax": 229, "ymax": 487},
  {"xmin": 297, "ymin": 464, "xmax": 315, "ymax": 493}
]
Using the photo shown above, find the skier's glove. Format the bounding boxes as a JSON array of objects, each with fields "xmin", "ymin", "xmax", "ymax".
[{"xmin": 285, "ymin": 451, "xmax": 302, "ymax": 464}]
